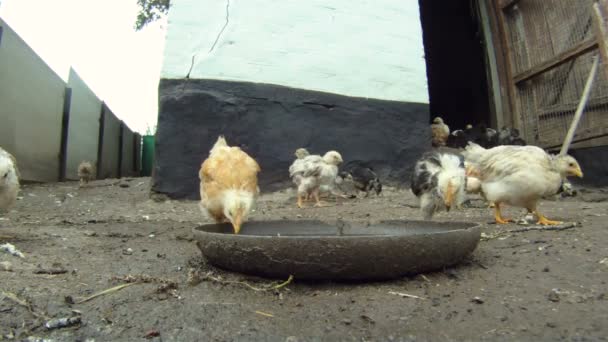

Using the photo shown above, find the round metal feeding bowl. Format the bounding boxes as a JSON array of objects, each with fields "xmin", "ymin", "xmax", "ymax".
[{"xmin": 193, "ymin": 220, "xmax": 481, "ymax": 281}]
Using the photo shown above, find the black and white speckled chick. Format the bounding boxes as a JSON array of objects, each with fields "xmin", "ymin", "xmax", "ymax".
[{"xmin": 411, "ymin": 151, "xmax": 467, "ymax": 220}]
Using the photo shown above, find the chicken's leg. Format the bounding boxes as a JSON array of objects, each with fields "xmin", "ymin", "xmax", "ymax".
[
  {"xmin": 478, "ymin": 191, "xmax": 494, "ymax": 208},
  {"xmin": 493, "ymin": 202, "xmax": 512, "ymax": 224},
  {"xmin": 297, "ymin": 194, "xmax": 304, "ymax": 208},
  {"xmin": 313, "ymin": 189, "xmax": 327, "ymax": 207}
]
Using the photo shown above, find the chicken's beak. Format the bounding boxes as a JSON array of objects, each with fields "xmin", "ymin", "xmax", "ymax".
[
  {"xmin": 444, "ymin": 181, "xmax": 454, "ymax": 211},
  {"xmin": 232, "ymin": 209, "xmax": 243, "ymax": 234},
  {"xmin": 571, "ymin": 167, "xmax": 583, "ymax": 178}
]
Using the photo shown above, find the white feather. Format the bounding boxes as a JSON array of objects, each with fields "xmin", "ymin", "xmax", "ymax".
[{"xmin": 0, "ymin": 148, "xmax": 19, "ymax": 211}]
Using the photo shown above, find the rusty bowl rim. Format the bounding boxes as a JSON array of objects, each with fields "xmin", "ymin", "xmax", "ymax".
[{"xmin": 192, "ymin": 219, "xmax": 482, "ymax": 240}]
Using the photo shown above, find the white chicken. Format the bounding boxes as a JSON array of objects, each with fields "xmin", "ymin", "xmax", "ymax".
[
  {"xmin": 410, "ymin": 151, "xmax": 467, "ymax": 220},
  {"xmin": 0, "ymin": 147, "xmax": 19, "ymax": 212},
  {"xmin": 289, "ymin": 148, "xmax": 318, "ymax": 188},
  {"xmin": 289, "ymin": 151, "xmax": 343, "ymax": 208},
  {"xmin": 462, "ymin": 142, "xmax": 583, "ymax": 225},
  {"xmin": 289, "ymin": 148, "xmax": 317, "ymax": 203}
]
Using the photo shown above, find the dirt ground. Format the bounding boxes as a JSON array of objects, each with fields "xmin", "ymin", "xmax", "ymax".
[{"xmin": 0, "ymin": 177, "xmax": 607, "ymax": 342}]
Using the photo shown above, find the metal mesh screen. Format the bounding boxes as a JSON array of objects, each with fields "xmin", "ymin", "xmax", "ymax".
[{"xmin": 502, "ymin": 0, "xmax": 608, "ymax": 147}]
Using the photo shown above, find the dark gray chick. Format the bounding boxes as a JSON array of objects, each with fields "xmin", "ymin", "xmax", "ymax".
[
  {"xmin": 498, "ymin": 127, "xmax": 526, "ymax": 146},
  {"xmin": 341, "ymin": 167, "xmax": 382, "ymax": 197}
]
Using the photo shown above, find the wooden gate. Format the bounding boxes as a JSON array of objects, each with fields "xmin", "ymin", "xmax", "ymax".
[{"xmin": 490, "ymin": 0, "xmax": 608, "ymax": 149}]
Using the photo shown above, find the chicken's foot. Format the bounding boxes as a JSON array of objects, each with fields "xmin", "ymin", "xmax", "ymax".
[
  {"xmin": 297, "ymin": 194, "xmax": 304, "ymax": 208},
  {"xmin": 535, "ymin": 211, "xmax": 562, "ymax": 226},
  {"xmin": 494, "ymin": 203, "xmax": 512, "ymax": 224},
  {"xmin": 525, "ymin": 205, "xmax": 562, "ymax": 225}
]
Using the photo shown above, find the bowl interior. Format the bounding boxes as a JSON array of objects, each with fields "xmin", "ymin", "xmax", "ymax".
[{"xmin": 194, "ymin": 220, "xmax": 479, "ymax": 237}]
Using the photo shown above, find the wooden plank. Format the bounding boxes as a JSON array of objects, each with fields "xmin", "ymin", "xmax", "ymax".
[
  {"xmin": 592, "ymin": 0, "xmax": 608, "ymax": 80},
  {"xmin": 542, "ymin": 126, "xmax": 608, "ymax": 149},
  {"xmin": 537, "ymin": 95, "xmax": 608, "ymax": 119},
  {"xmin": 513, "ymin": 39, "xmax": 598, "ymax": 84},
  {"xmin": 567, "ymin": 135, "xmax": 608, "ymax": 150},
  {"xmin": 494, "ymin": 0, "xmax": 521, "ymax": 130},
  {"xmin": 487, "ymin": 0, "xmax": 514, "ymax": 128},
  {"xmin": 500, "ymin": 0, "xmax": 520, "ymax": 10},
  {"xmin": 478, "ymin": 0, "xmax": 504, "ymax": 128}
]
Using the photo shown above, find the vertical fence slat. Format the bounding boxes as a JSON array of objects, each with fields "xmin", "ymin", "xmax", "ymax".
[
  {"xmin": 59, "ymin": 87, "xmax": 72, "ymax": 181},
  {"xmin": 118, "ymin": 122, "xmax": 124, "ymax": 178},
  {"xmin": 96, "ymin": 103, "xmax": 106, "ymax": 179}
]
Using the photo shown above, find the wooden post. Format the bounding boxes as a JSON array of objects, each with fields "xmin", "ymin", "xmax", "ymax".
[
  {"xmin": 592, "ymin": 0, "xmax": 608, "ymax": 80},
  {"xmin": 494, "ymin": 0, "xmax": 521, "ymax": 131}
]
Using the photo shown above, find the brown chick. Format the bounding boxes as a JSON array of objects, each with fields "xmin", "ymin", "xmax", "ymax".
[
  {"xmin": 199, "ymin": 136, "xmax": 261, "ymax": 234},
  {"xmin": 431, "ymin": 117, "xmax": 450, "ymax": 147},
  {"xmin": 78, "ymin": 161, "xmax": 95, "ymax": 187}
]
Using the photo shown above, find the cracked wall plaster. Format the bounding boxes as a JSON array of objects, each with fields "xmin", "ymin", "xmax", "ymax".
[{"xmin": 161, "ymin": 0, "xmax": 429, "ymax": 103}]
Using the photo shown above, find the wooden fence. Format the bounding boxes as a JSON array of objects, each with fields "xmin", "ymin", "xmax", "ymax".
[{"xmin": 488, "ymin": 0, "xmax": 608, "ymax": 149}]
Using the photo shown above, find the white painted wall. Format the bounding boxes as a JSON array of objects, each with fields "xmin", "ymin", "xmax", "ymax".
[{"xmin": 161, "ymin": 0, "xmax": 429, "ymax": 103}]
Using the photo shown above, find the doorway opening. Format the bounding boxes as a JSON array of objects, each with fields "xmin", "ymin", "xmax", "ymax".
[{"xmin": 418, "ymin": 0, "xmax": 494, "ymax": 131}]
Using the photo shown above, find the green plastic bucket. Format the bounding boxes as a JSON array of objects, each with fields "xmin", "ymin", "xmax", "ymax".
[{"xmin": 141, "ymin": 135, "xmax": 155, "ymax": 176}]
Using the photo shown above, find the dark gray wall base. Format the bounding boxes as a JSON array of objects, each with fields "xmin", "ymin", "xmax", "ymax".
[
  {"xmin": 153, "ymin": 79, "xmax": 430, "ymax": 199},
  {"xmin": 569, "ymin": 145, "xmax": 608, "ymax": 187}
]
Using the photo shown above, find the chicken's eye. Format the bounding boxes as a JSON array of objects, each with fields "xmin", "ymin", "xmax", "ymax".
[{"xmin": 568, "ymin": 163, "xmax": 574, "ymax": 167}]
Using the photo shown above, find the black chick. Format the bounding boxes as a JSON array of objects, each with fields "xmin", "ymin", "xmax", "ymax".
[
  {"xmin": 446, "ymin": 124, "xmax": 487, "ymax": 148},
  {"xmin": 341, "ymin": 167, "xmax": 382, "ymax": 197},
  {"xmin": 446, "ymin": 129, "xmax": 469, "ymax": 148},
  {"xmin": 498, "ymin": 127, "xmax": 527, "ymax": 146},
  {"xmin": 469, "ymin": 124, "xmax": 498, "ymax": 148}
]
